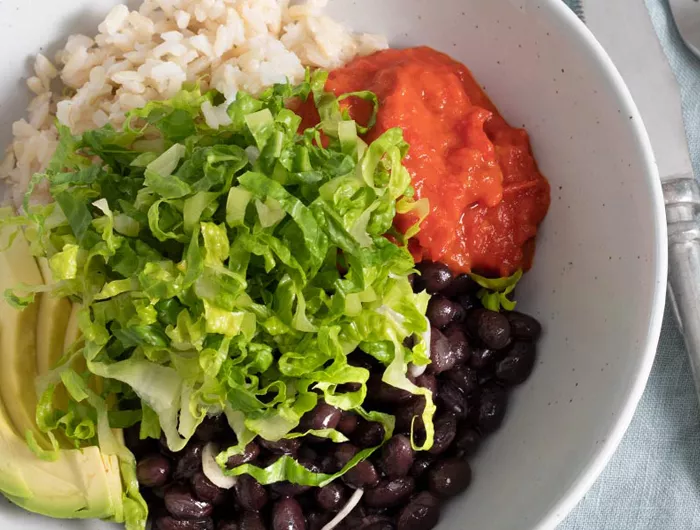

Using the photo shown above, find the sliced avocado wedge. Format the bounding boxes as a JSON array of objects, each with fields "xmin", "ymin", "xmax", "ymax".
[
  {"xmin": 35, "ymin": 258, "xmax": 72, "ymax": 376},
  {"xmin": 0, "ymin": 363, "xmax": 121, "ymax": 518},
  {"xmin": 37, "ymin": 283, "xmax": 78, "ymax": 413},
  {"xmin": 1, "ymin": 437, "xmax": 121, "ymax": 518},
  {"xmin": 0, "ymin": 213, "xmax": 125, "ymax": 521},
  {"xmin": 0, "ymin": 395, "xmax": 31, "ymax": 500},
  {"xmin": 0, "ymin": 215, "xmax": 50, "ymax": 450}
]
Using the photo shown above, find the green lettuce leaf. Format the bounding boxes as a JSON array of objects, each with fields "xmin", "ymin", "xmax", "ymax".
[
  {"xmin": 8, "ymin": 72, "xmax": 439, "ymax": 504},
  {"xmin": 470, "ymin": 269, "xmax": 523, "ymax": 311}
]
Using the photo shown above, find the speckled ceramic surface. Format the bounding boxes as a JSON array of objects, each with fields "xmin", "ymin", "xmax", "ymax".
[{"xmin": 0, "ymin": 0, "xmax": 667, "ymax": 529}]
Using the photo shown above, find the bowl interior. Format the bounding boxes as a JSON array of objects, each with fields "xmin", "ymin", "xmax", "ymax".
[{"xmin": 0, "ymin": 0, "xmax": 666, "ymax": 529}]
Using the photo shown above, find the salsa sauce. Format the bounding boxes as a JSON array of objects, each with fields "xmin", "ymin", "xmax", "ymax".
[{"xmin": 302, "ymin": 47, "xmax": 550, "ymax": 277}]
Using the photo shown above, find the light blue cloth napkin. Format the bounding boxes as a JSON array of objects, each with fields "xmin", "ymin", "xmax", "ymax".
[{"xmin": 559, "ymin": 0, "xmax": 700, "ymax": 528}]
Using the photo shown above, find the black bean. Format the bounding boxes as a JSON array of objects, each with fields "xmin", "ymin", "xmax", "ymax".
[
  {"xmin": 337, "ymin": 412, "xmax": 360, "ymax": 436},
  {"xmin": 301, "ymin": 401, "xmax": 342, "ymax": 431},
  {"xmin": 271, "ymin": 481, "xmax": 311, "ymax": 497},
  {"xmin": 466, "ymin": 393, "xmax": 482, "ymax": 425},
  {"xmin": 426, "ymin": 296, "xmax": 464, "ymax": 329},
  {"xmin": 478, "ymin": 371, "xmax": 497, "ymax": 387},
  {"xmin": 339, "ymin": 382, "xmax": 363, "ymax": 393},
  {"xmin": 409, "ymin": 453, "xmax": 435, "ymax": 481},
  {"xmin": 427, "ymin": 458, "xmax": 471, "ymax": 498},
  {"xmin": 238, "ymin": 511, "xmax": 266, "ymax": 530},
  {"xmin": 396, "ymin": 492, "xmax": 440, "ymax": 530},
  {"xmin": 334, "ymin": 443, "xmax": 360, "ymax": 467},
  {"xmin": 414, "ymin": 262, "xmax": 453, "ymax": 294},
  {"xmin": 445, "ymin": 366, "xmax": 479, "ymax": 396},
  {"xmin": 447, "ymin": 273, "xmax": 480, "ymax": 297},
  {"xmin": 297, "ymin": 493, "xmax": 316, "ymax": 517},
  {"xmin": 443, "ymin": 326, "xmax": 471, "ymax": 366},
  {"xmin": 414, "ymin": 374, "xmax": 438, "ymax": 398},
  {"xmin": 234, "ymin": 475, "xmax": 268, "ymax": 511},
  {"xmin": 469, "ymin": 346, "xmax": 501, "ymax": 371},
  {"xmin": 428, "ymin": 414, "xmax": 457, "ymax": 455},
  {"xmin": 226, "ymin": 442, "xmax": 260, "ymax": 468},
  {"xmin": 298, "ymin": 444, "xmax": 318, "ymax": 461},
  {"xmin": 368, "ymin": 375, "xmax": 413, "ymax": 404},
  {"xmin": 364, "ymin": 477, "xmax": 415, "ymax": 508},
  {"xmin": 337, "ymin": 505, "xmax": 367, "ymax": 529},
  {"xmin": 507, "ymin": 311, "xmax": 542, "ymax": 341},
  {"xmin": 302, "ymin": 457, "xmax": 323, "ymax": 476},
  {"xmin": 457, "ymin": 293, "xmax": 480, "ymax": 312},
  {"xmin": 217, "ymin": 521, "xmax": 239, "ymax": 530},
  {"xmin": 164, "ymin": 484, "xmax": 214, "ymax": 519},
  {"xmin": 467, "ymin": 309, "xmax": 511, "ymax": 350},
  {"xmin": 137, "ymin": 454, "xmax": 171, "ymax": 488},
  {"xmin": 347, "ymin": 350, "xmax": 381, "ymax": 371},
  {"xmin": 257, "ymin": 452, "xmax": 281, "ymax": 469},
  {"xmin": 174, "ymin": 442, "xmax": 204, "ymax": 480},
  {"xmin": 155, "ymin": 516, "xmax": 214, "ymax": 530},
  {"xmin": 436, "ymin": 381, "xmax": 468, "ymax": 420},
  {"xmin": 478, "ymin": 387, "xmax": 509, "ymax": 434},
  {"xmin": 337, "ymin": 517, "xmax": 360, "ymax": 530},
  {"xmin": 356, "ymin": 515, "xmax": 395, "ymax": 530},
  {"xmin": 413, "ymin": 424, "xmax": 429, "ymax": 449},
  {"xmin": 296, "ymin": 446, "xmax": 323, "ymax": 476},
  {"xmin": 272, "ymin": 497, "xmax": 306, "ymax": 530},
  {"xmin": 379, "ymin": 435, "xmax": 414, "ymax": 478},
  {"xmin": 343, "ymin": 460, "xmax": 380, "ymax": 488},
  {"xmin": 453, "ymin": 426, "xmax": 481, "ymax": 458},
  {"xmin": 194, "ymin": 415, "xmax": 228, "ymax": 443},
  {"xmin": 190, "ymin": 472, "xmax": 226, "ymax": 505},
  {"xmin": 315, "ymin": 482, "xmax": 347, "ymax": 512},
  {"xmin": 319, "ymin": 454, "xmax": 339, "ymax": 474},
  {"xmin": 259, "ymin": 438, "xmax": 301, "ymax": 456},
  {"xmin": 395, "ymin": 398, "xmax": 425, "ymax": 434},
  {"xmin": 307, "ymin": 512, "xmax": 332, "ymax": 530},
  {"xmin": 427, "ymin": 328, "xmax": 457, "ymax": 374},
  {"xmin": 496, "ymin": 342, "xmax": 537, "ymax": 385},
  {"xmin": 351, "ymin": 421, "xmax": 385, "ymax": 448}
]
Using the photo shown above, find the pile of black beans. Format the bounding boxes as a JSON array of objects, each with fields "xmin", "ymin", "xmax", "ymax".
[{"xmin": 126, "ymin": 261, "xmax": 542, "ymax": 530}]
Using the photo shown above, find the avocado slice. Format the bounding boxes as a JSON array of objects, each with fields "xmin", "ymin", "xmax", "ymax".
[
  {"xmin": 0, "ymin": 414, "xmax": 120, "ymax": 520},
  {"xmin": 33, "ymin": 284, "xmax": 123, "ymax": 522},
  {"xmin": 35, "ymin": 258, "xmax": 77, "ymax": 446},
  {"xmin": 0, "ymin": 212, "xmax": 124, "ymax": 520},
  {"xmin": 0, "ymin": 216, "xmax": 51, "ymax": 450},
  {"xmin": 35, "ymin": 258, "xmax": 72, "ymax": 376}
]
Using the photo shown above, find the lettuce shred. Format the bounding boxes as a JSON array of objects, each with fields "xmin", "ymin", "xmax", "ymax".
[
  {"xmin": 8, "ymin": 69, "xmax": 436, "ymax": 520},
  {"xmin": 470, "ymin": 269, "xmax": 523, "ymax": 311}
]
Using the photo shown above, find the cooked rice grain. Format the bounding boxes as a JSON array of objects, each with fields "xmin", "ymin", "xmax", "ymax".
[{"xmin": 0, "ymin": 0, "xmax": 387, "ymax": 206}]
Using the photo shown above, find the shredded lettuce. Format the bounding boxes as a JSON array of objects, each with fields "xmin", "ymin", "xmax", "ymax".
[
  {"xmin": 470, "ymin": 269, "xmax": 523, "ymax": 311},
  {"xmin": 217, "ymin": 409, "xmax": 393, "ymax": 487},
  {"xmin": 7, "ymin": 71, "xmax": 435, "ymax": 512}
]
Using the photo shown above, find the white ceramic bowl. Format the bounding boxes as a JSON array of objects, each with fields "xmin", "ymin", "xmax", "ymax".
[{"xmin": 0, "ymin": 0, "xmax": 667, "ymax": 529}]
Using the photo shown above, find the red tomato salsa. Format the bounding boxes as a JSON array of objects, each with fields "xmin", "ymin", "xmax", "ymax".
[{"xmin": 303, "ymin": 47, "xmax": 550, "ymax": 277}]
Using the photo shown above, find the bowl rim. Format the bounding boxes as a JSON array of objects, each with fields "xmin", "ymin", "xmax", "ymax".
[
  {"xmin": 0, "ymin": 0, "xmax": 669, "ymax": 528},
  {"xmin": 535, "ymin": 1, "xmax": 668, "ymax": 528}
]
